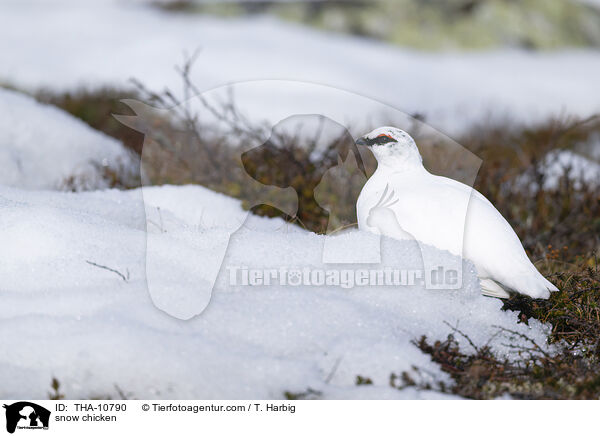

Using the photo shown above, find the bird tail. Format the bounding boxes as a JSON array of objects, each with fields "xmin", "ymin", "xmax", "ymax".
[
  {"xmin": 541, "ymin": 275, "xmax": 560, "ymax": 293},
  {"xmin": 485, "ymin": 272, "xmax": 559, "ymax": 300},
  {"xmin": 480, "ymin": 278, "xmax": 511, "ymax": 299}
]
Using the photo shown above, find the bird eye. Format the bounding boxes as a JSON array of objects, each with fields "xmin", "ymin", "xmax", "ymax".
[{"xmin": 370, "ymin": 134, "xmax": 395, "ymax": 145}]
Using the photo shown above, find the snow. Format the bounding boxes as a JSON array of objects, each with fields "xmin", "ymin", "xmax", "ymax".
[
  {"xmin": 0, "ymin": 0, "xmax": 599, "ymax": 134},
  {"xmin": 0, "ymin": 183, "xmax": 552, "ymax": 399},
  {"xmin": 540, "ymin": 150, "xmax": 600, "ymax": 189},
  {"xmin": 578, "ymin": 0, "xmax": 600, "ymax": 8},
  {"xmin": 516, "ymin": 149, "xmax": 600, "ymax": 191},
  {"xmin": 0, "ymin": 88, "xmax": 137, "ymax": 191}
]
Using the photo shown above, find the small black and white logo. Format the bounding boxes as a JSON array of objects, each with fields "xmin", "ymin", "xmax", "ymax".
[{"xmin": 3, "ymin": 402, "xmax": 50, "ymax": 434}]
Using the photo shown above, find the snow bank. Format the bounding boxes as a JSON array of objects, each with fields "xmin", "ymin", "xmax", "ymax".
[
  {"xmin": 539, "ymin": 150, "xmax": 600, "ymax": 189},
  {"xmin": 0, "ymin": 184, "xmax": 551, "ymax": 399},
  {"xmin": 0, "ymin": 0, "xmax": 599, "ymax": 134},
  {"xmin": 0, "ymin": 88, "xmax": 136, "ymax": 191},
  {"xmin": 516, "ymin": 149, "xmax": 600, "ymax": 191}
]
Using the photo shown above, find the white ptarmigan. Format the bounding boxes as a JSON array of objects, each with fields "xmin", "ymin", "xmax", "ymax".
[{"xmin": 356, "ymin": 126, "xmax": 558, "ymax": 299}]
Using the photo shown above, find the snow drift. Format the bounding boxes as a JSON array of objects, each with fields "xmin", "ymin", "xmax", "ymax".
[
  {"xmin": 0, "ymin": 88, "xmax": 136, "ymax": 191},
  {"xmin": 0, "ymin": 0, "xmax": 600, "ymax": 134},
  {"xmin": 515, "ymin": 149, "xmax": 600, "ymax": 192},
  {"xmin": 0, "ymin": 184, "xmax": 551, "ymax": 399}
]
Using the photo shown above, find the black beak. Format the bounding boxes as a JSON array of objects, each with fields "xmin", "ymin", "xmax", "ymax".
[{"xmin": 355, "ymin": 137, "xmax": 369, "ymax": 147}]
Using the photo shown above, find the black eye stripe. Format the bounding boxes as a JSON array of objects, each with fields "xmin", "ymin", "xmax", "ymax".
[{"xmin": 366, "ymin": 135, "xmax": 396, "ymax": 146}]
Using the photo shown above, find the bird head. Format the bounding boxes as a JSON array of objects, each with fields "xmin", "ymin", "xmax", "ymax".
[{"xmin": 355, "ymin": 127, "xmax": 422, "ymax": 168}]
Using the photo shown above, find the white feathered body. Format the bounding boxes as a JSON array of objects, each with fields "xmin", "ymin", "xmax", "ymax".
[{"xmin": 357, "ymin": 165, "xmax": 557, "ymax": 298}]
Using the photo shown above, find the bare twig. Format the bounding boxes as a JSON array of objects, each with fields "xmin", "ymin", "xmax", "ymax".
[
  {"xmin": 114, "ymin": 384, "xmax": 129, "ymax": 400},
  {"xmin": 324, "ymin": 356, "xmax": 343, "ymax": 384},
  {"xmin": 443, "ymin": 320, "xmax": 480, "ymax": 353},
  {"xmin": 492, "ymin": 325, "xmax": 552, "ymax": 360},
  {"xmin": 86, "ymin": 260, "xmax": 129, "ymax": 282}
]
